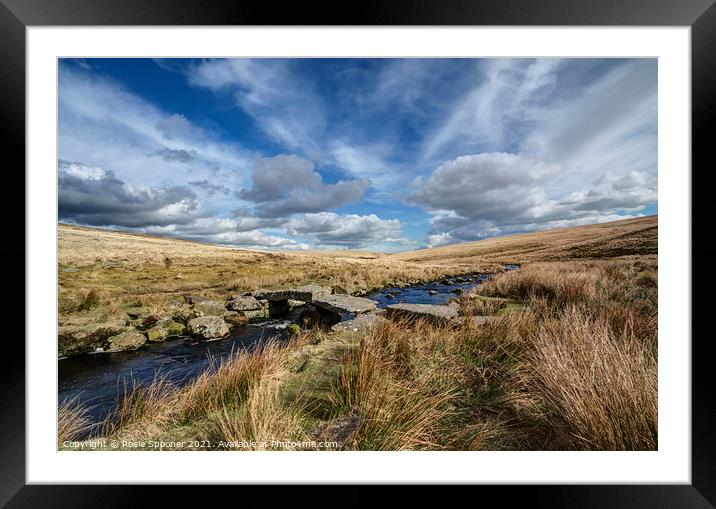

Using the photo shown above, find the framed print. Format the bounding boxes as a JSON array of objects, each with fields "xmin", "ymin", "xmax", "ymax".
[{"xmin": 4, "ymin": 0, "xmax": 714, "ymax": 504}]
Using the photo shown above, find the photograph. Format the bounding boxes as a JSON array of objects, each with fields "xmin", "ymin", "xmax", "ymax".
[{"xmin": 56, "ymin": 57, "xmax": 659, "ymax": 452}]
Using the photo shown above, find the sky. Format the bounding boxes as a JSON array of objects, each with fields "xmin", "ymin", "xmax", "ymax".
[{"xmin": 58, "ymin": 58, "xmax": 657, "ymax": 252}]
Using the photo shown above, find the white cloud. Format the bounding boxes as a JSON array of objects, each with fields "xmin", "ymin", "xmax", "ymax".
[
  {"xmin": 410, "ymin": 153, "xmax": 560, "ymax": 222},
  {"xmin": 59, "ymin": 66, "xmax": 253, "ymax": 212},
  {"xmin": 59, "ymin": 160, "xmax": 201, "ymax": 228},
  {"xmin": 286, "ymin": 212, "xmax": 407, "ymax": 249},
  {"xmin": 187, "ymin": 59, "xmax": 326, "ymax": 154},
  {"xmin": 411, "ymin": 152, "xmax": 656, "ymax": 244},
  {"xmin": 422, "ymin": 59, "xmax": 563, "ymax": 162},
  {"xmin": 58, "ymin": 160, "xmax": 308, "ymax": 250},
  {"xmin": 425, "ymin": 232, "xmax": 453, "ymax": 248},
  {"xmin": 330, "ymin": 142, "xmax": 406, "ymax": 198},
  {"xmin": 239, "ymin": 154, "xmax": 370, "ymax": 217}
]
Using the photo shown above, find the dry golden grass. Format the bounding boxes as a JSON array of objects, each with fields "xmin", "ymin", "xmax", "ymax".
[
  {"xmin": 59, "ymin": 217, "xmax": 658, "ymax": 451},
  {"xmin": 64, "ymin": 258, "xmax": 657, "ymax": 451},
  {"xmin": 527, "ymin": 307, "xmax": 657, "ymax": 450},
  {"xmin": 58, "ymin": 397, "xmax": 93, "ymax": 446}
]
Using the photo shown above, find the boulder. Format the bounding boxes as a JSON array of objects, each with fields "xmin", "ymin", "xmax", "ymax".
[
  {"xmin": 164, "ymin": 300, "xmax": 194, "ymax": 323},
  {"xmin": 146, "ymin": 326, "xmax": 168, "ymax": 342},
  {"xmin": 130, "ymin": 312, "xmax": 161, "ymax": 330},
  {"xmin": 188, "ymin": 316, "xmax": 230, "ymax": 340},
  {"xmin": 106, "ymin": 330, "xmax": 147, "ymax": 352},
  {"xmin": 166, "ymin": 321, "xmax": 186, "ymax": 336},
  {"xmin": 193, "ymin": 300, "xmax": 227, "ymax": 317},
  {"xmin": 58, "ymin": 320, "xmax": 129, "ymax": 357},
  {"xmin": 331, "ymin": 311, "xmax": 387, "ymax": 333},
  {"xmin": 428, "ymin": 289, "xmax": 439, "ymax": 295},
  {"xmin": 386, "ymin": 303, "xmax": 458, "ymax": 324},
  {"xmin": 146, "ymin": 321, "xmax": 185, "ymax": 342},
  {"xmin": 227, "ymin": 295, "xmax": 262, "ymax": 312},
  {"xmin": 313, "ymin": 294, "xmax": 378, "ymax": 315},
  {"xmin": 223, "ymin": 311, "xmax": 248, "ymax": 327},
  {"xmin": 244, "ymin": 308, "xmax": 269, "ymax": 320},
  {"xmin": 253, "ymin": 284, "xmax": 330, "ymax": 303}
]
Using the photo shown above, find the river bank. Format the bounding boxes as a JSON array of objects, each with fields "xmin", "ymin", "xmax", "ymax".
[{"xmin": 59, "ymin": 267, "xmax": 520, "ymax": 426}]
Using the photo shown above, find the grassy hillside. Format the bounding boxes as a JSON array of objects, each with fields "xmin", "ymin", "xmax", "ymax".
[
  {"xmin": 58, "ymin": 223, "xmax": 496, "ymax": 313},
  {"xmin": 390, "ymin": 215, "xmax": 656, "ymax": 265},
  {"xmin": 59, "ymin": 215, "xmax": 656, "ymax": 304}
]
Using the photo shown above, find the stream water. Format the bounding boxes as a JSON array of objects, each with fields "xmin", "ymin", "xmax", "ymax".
[{"xmin": 58, "ymin": 269, "xmax": 514, "ymax": 425}]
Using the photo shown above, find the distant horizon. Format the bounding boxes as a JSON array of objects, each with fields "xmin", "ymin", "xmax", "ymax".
[
  {"xmin": 58, "ymin": 214, "xmax": 658, "ymax": 254},
  {"xmin": 59, "ymin": 58, "xmax": 657, "ymax": 253}
]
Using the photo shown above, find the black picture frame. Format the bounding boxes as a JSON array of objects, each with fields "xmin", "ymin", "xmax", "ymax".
[{"xmin": 3, "ymin": 0, "xmax": 713, "ymax": 504}]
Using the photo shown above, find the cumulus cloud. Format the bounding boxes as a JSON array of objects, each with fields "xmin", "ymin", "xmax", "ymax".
[
  {"xmin": 561, "ymin": 171, "xmax": 657, "ymax": 213},
  {"xmin": 58, "ymin": 160, "xmax": 308, "ymax": 250},
  {"xmin": 410, "ymin": 153, "xmax": 559, "ymax": 222},
  {"xmin": 410, "ymin": 152, "xmax": 655, "ymax": 246},
  {"xmin": 286, "ymin": 212, "xmax": 407, "ymax": 249},
  {"xmin": 228, "ymin": 208, "xmax": 290, "ymax": 232},
  {"xmin": 59, "ymin": 160, "xmax": 200, "ymax": 228},
  {"xmin": 239, "ymin": 155, "xmax": 370, "ymax": 217}
]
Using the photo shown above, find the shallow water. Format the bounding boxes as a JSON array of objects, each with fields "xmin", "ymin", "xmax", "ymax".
[
  {"xmin": 58, "ymin": 321, "xmax": 293, "ymax": 425},
  {"xmin": 365, "ymin": 273, "xmax": 490, "ymax": 308},
  {"xmin": 58, "ymin": 269, "xmax": 511, "ymax": 425}
]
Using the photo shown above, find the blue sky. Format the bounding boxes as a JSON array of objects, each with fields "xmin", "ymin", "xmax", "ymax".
[{"xmin": 58, "ymin": 58, "xmax": 657, "ymax": 251}]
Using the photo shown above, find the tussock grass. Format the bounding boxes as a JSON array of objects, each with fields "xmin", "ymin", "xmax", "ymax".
[
  {"xmin": 527, "ymin": 308, "xmax": 657, "ymax": 450},
  {"xmin": 328, "ymin": 322, "xmax": 459, "ymax": 450},
  {"xmin": 323, "ymin": 259, "xmax": 658, "ymax": 450},
  {"xmin": 58, "ymin": 397, "xmax": 93, "ymax": 445},
  {"xmin": 101, "ymin": 375, "xmax": 176, "ymax": 437}
]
